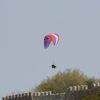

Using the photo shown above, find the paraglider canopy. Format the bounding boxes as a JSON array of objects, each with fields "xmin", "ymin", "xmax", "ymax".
[{"xmin": 44, "ymin": 33, "xmax": 59, "ymax": 49}]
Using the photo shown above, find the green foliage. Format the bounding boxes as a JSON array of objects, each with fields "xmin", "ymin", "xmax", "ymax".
[
  {"xmin": 86, "ymin": 77, "xmax": 100, "ymax": 89},
  {"xmin": 33, "ymin": 69, "xmax": 88, "ymax": 93},
  {"xmin": 86, "ymin": 77, "xmax": 96, "ymax": 89},
  {"xmin": 81, "ymin": 91, "xmax": 100, "ymax": 100}
]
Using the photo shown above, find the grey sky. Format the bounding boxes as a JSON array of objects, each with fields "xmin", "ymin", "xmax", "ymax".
[{"xmin": 0, "ymin": 0, "xmax": 100, "ymax": 98}]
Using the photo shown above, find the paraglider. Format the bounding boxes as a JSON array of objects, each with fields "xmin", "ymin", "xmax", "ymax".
[
  {"xmin": 51, "ymin": 64, "xmax": 56, "ymax": 68},
  {"xmin": 44, "ymin": 33, "xmax": 59, "ymax": 69}
]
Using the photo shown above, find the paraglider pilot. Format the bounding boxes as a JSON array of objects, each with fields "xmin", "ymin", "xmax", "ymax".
[{"xmin": 51, "ymin": 64, "xmax": 56, "ymax": 68}]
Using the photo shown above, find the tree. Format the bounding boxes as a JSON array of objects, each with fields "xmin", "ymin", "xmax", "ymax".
[
  {"xmin": 86, "ymin": 77, "xmax": 100, "ymax": 89},
  {"xmin": 33, "ymin": 69, "xmax": 88, "ymax": 93}
]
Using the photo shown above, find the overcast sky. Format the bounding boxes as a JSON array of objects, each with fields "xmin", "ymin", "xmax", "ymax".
[{"xmin": 0, "ymin": 0, "xmax": 100, "ymax": 98}]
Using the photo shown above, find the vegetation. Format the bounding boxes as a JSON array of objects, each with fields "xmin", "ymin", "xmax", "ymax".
[
  {"xmin": 86, "ymin": 77, "xmax": 100, "ymax": 89},
  {"xmin": 33, "ymin": 69, "xmax": 100, "ymax": 93},
  {"xmin": 81, "ymin": 90, "xmax": 100, "ymax": 100}
]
